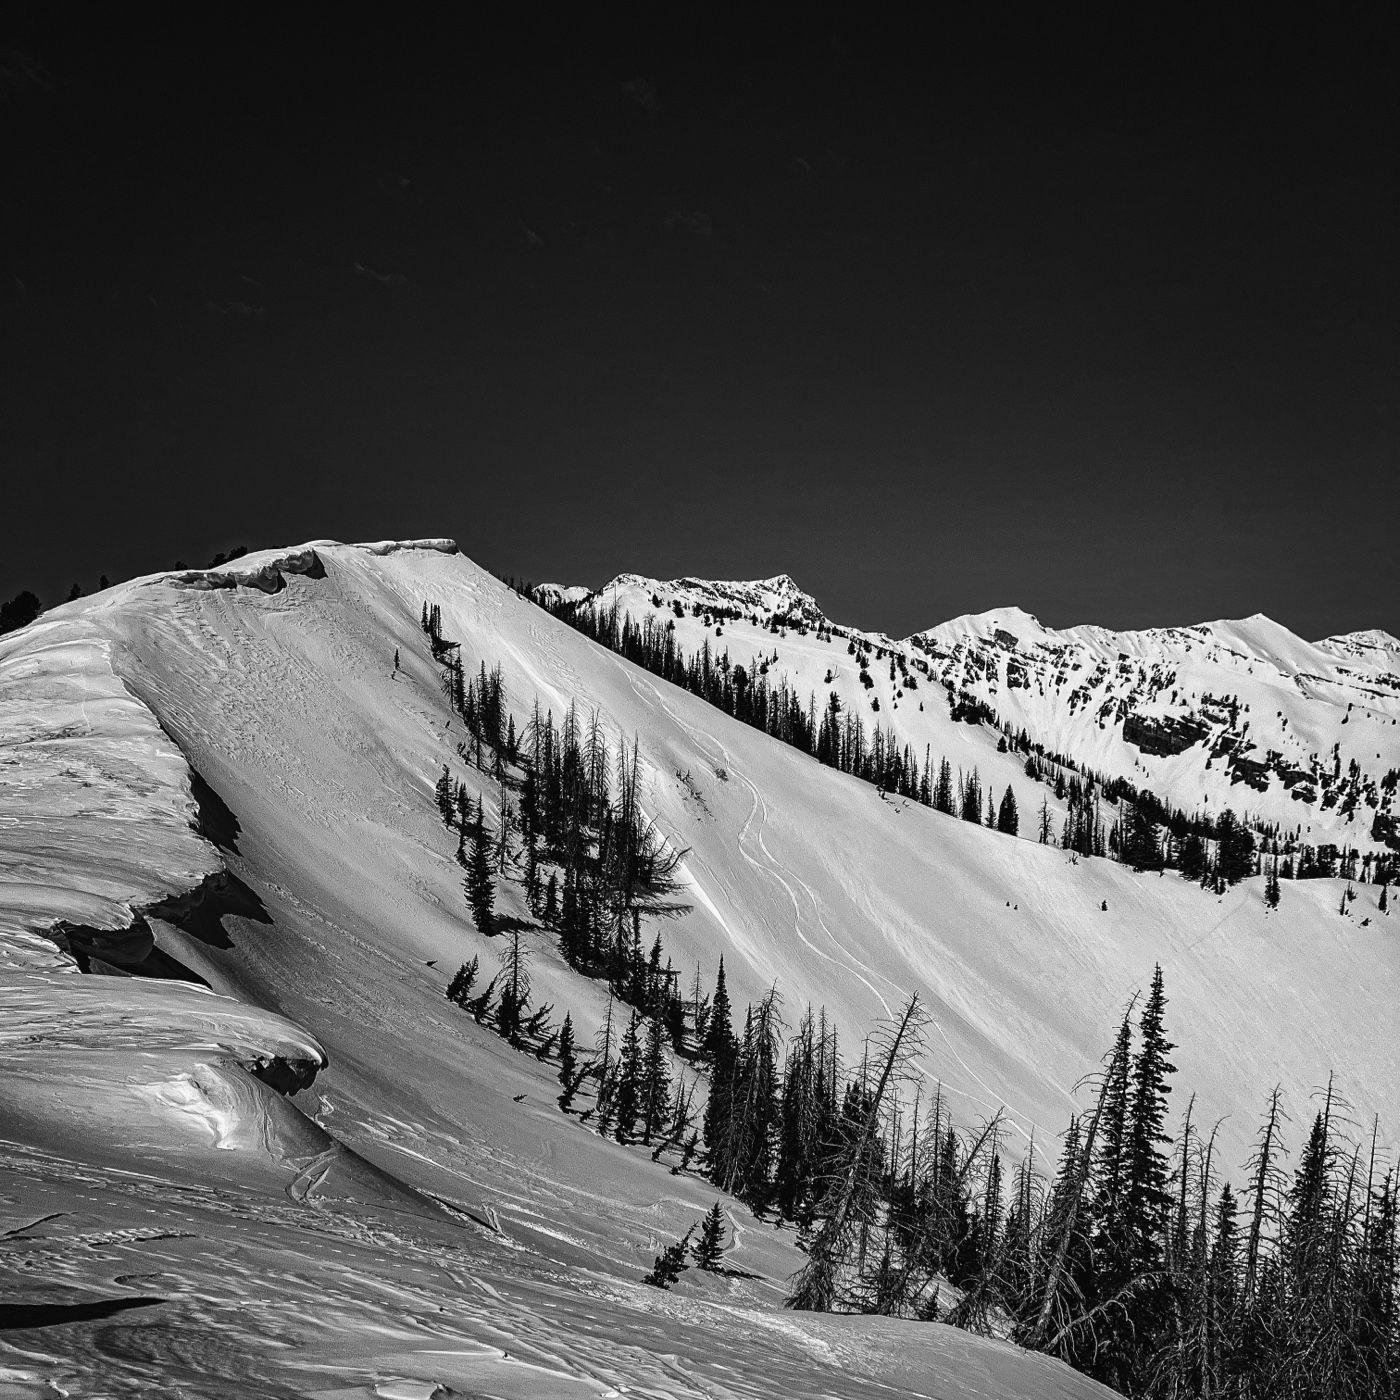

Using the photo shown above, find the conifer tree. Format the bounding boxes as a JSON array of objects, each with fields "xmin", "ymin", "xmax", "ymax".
[
  {"xmin": 934, "ymin": 758, "xmax": 955, "ymax": 814},
  {"xmin": 591, "ymin": 995, "xmax": 619, "ymax": 1135},
  {"xmin": 1208, "ymin": 1181, "xmax": 1239, "ymax": 1391},
  {"xmin": 557, "ymin": 1010, "xmax": 576, "ymax": 1083},
  {"xmin": 446, "ymin": 957, "xmax": 478, "ymax": 1006},
  {"xmin": 613, "ymin": 1010, "xmax": 643, "ymax": 1143},
  {"xmin": 694, "ymin": 1201, "xmax": 728, "ymax": 1269},
  {"xmin": 961, "ymin": 769, "xmax": 983, "ymax": 823},
  {"xmin": 640, "ymin": 1014, "xmax": 672, "ymax": 1145},
  {"xmin": 643, "ymin": 1228, "xmax": 694, "ymax": 1288},
  {"xmin": 704, "ymin": 956, "xmax": 736, "ymax": 1066},
  {"xmin": 463, "ymin": 797, "xmax": 495, "ymax": 935},
  {"xmin": 1069, "ymin": 1005, "xmax": 1137, "ymax": 1379},
  {"xmin": 1125, "ymin": 965, "xmax": 1176, "ymax": 1271},
  {"xmin": 497, "ymin": 926, "xmax": 531, "ymax": 1044},
  {"xmin": 997, "ymin": 786, "xmax": 1020, "ymax": 836}
]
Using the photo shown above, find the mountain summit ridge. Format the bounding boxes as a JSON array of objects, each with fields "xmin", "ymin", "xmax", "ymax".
[{"xmin": 571, "ymin": 566, "xmax": 1400, "ymax": 854}]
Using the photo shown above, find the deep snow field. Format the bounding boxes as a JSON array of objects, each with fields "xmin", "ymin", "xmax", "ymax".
[{"xmin": 0, "ymin": 540, "xmax": 1394, "ymax": 1398}]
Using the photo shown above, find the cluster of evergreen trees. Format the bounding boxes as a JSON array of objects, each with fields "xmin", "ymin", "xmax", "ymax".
[
  {"xmin": 778, "ymin": 971, "xmax": 1399, "ymax": 1400},
  {"xmin": 424, "ymin": 602, "xmax": 696, "ymax": 1048},
  {"xmin": 423, "ymin": 600, "xmax": 1396, "ymax": 1397},
  {"xmin": 0, "ymin": 589, "xmax": 41, "ymax": 634},
  {"xmin": 644, "ymin": 1201, "xmax": 731, "ymax": 1288},
  {"xmin": 533, "ymin": 590, "xmax": 1028, "ymax": 831}
]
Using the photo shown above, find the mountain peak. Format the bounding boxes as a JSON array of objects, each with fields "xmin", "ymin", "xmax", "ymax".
[
  {"xmin": 914, "ymin": 604, "xmax": 1046, "ymax": 646},
  {"xmin": 759, "ymin": 572, "xmax": 803, "ymax": 594},
  {"xmin": 596, "ymin": 570, "xmax": 829, "ymax": 624}
]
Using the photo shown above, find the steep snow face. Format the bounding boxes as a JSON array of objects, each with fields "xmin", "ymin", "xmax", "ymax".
[
  {"xmin": 573, "ymin": 572, "xmax": 1400, "ymax": 852},
  {"xmin": 0, "ymin": 541, "xmax": 1134, "ymax": 1399}
]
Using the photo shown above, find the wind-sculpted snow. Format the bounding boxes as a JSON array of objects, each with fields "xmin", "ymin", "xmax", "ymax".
[
  {"xmin": 164, "ymin": 545, "xmax": 326, "ymax": 594},
  {"xmin": 347, "ymin": 537, "xmax": 460, "ymax": 557},
  {"xmin": 0, "ymin": 540, "xmax": 1391, "ymax": 1396},
  {"xmin": 0, "ymin": 972, "xmax": 324, "ymax": 1066},
  {"xmin": 0, "ymin": 622, "xmax": 220, "ymax": 968}
]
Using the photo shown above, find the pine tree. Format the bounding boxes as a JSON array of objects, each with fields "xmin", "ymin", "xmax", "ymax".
[
  {"xmin": 497, "ymin": 926, "xmax": 531, "ymax": 1044},
  {"xmin": 934, "ymin": 757, "xmax": 954, "ymax": 814},
  {"xmin": 591, "ymin": 995, "xmax": 619, "ymax": 1135},
  {"xmin": 961, "ymin": 769, "xmax": 983, "ymax": 823},
  {"xmin": 463, "ymin": 797, "xmax": 495, "ymax": 935},
  {"xmin": 1208, "ymin": 1182, "xmax": 1239, "ymax": 1392},
  {"xmin": 640, "ymin": 1014, "xmax": 672, "ymax": 1145},
  {"xmin": 1074, "ymin": 1007, "xmax": 1136, "ymax": 1378},
  {"xmin": 694, "ymin": 1201, "xmax": 728, "ymax": 1269},
  {"xmin": 1125, "ymin": 965, "xmax": 1176, "ymax": 1271},
  {"xmin": 557, "ymin": 1011, "xmax": 576, "ymax": 1083},
  {"xmin": 1264, "ymin": 857, "xmax": 1281, "ymax": 910},
  {"xmin": 1215, "ymin": 809, "xmax": 1255, "ymax": 886},
  {"xmin": 704, "ymin": 957, "xmax": 736, "ymax": 1066},
  {"xmin": 643, "ymin": 1228, "xmax": 694, "ymax": 1288},
  {"xmin": 1180, "ymin": 831, "xmax": 1207, "ymax": 883},
  {"xmin": 613, "ymin": 1010, "xmax": 643, "ymax": 1143},
  {"xmin": 997, "ymin": 786, "xmax": 1020, "ymax": 836},
  {"xmin": 446, "ymin": 957, "xmax": 478, "ymax": 1006}
]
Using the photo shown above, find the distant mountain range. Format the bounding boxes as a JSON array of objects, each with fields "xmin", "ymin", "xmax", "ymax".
[{"xmin": 555, "ymin": 570, "xmax": 1400, "ymax": 858}]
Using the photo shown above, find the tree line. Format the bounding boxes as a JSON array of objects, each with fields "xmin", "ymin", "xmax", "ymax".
[
  {"xmin": 528, "ymin": 587, "xmax": 1397, "ymax": 895},
  {"xmin": 422, "ymin": 597, "xmax": 1396, "ymax": 1398}
]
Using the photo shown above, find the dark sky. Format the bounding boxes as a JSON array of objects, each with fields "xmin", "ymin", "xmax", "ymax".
[{"xmin": 3, "ymin": 12, "xmax": 1395, "ymax": 639}]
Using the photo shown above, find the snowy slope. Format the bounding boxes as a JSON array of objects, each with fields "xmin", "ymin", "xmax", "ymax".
[
  {"xmin": 578, "ymin": 572, "xmax": 1400, "ymax": 852},
  {"xmin": 0, "ymin": 540, "xmax": 1393, "ymax": 1396}
]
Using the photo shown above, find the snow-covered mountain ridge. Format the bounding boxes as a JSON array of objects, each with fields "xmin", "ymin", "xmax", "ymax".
[
  {"xmin": 0, "ymin": 539, "xmax": 1393, "ymax": 1395},
  {"xmin": 574, "ymin": 571, "xmax": 1400, "ymax": 855}
]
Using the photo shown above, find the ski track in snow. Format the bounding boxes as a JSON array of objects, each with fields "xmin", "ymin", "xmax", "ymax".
[
  {"xmin": 620, "ymin": 666, "xmax": 900, "ymax": 1013},
  {"xmin": 619, "ymin": 665, "xmax": 1046, "ymax": 1140}
]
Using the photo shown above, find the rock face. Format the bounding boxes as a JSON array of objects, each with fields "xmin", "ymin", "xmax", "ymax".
[{"xmin": 1123, "ymin": 712, "xmax": 1210, "ymax": 757}]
